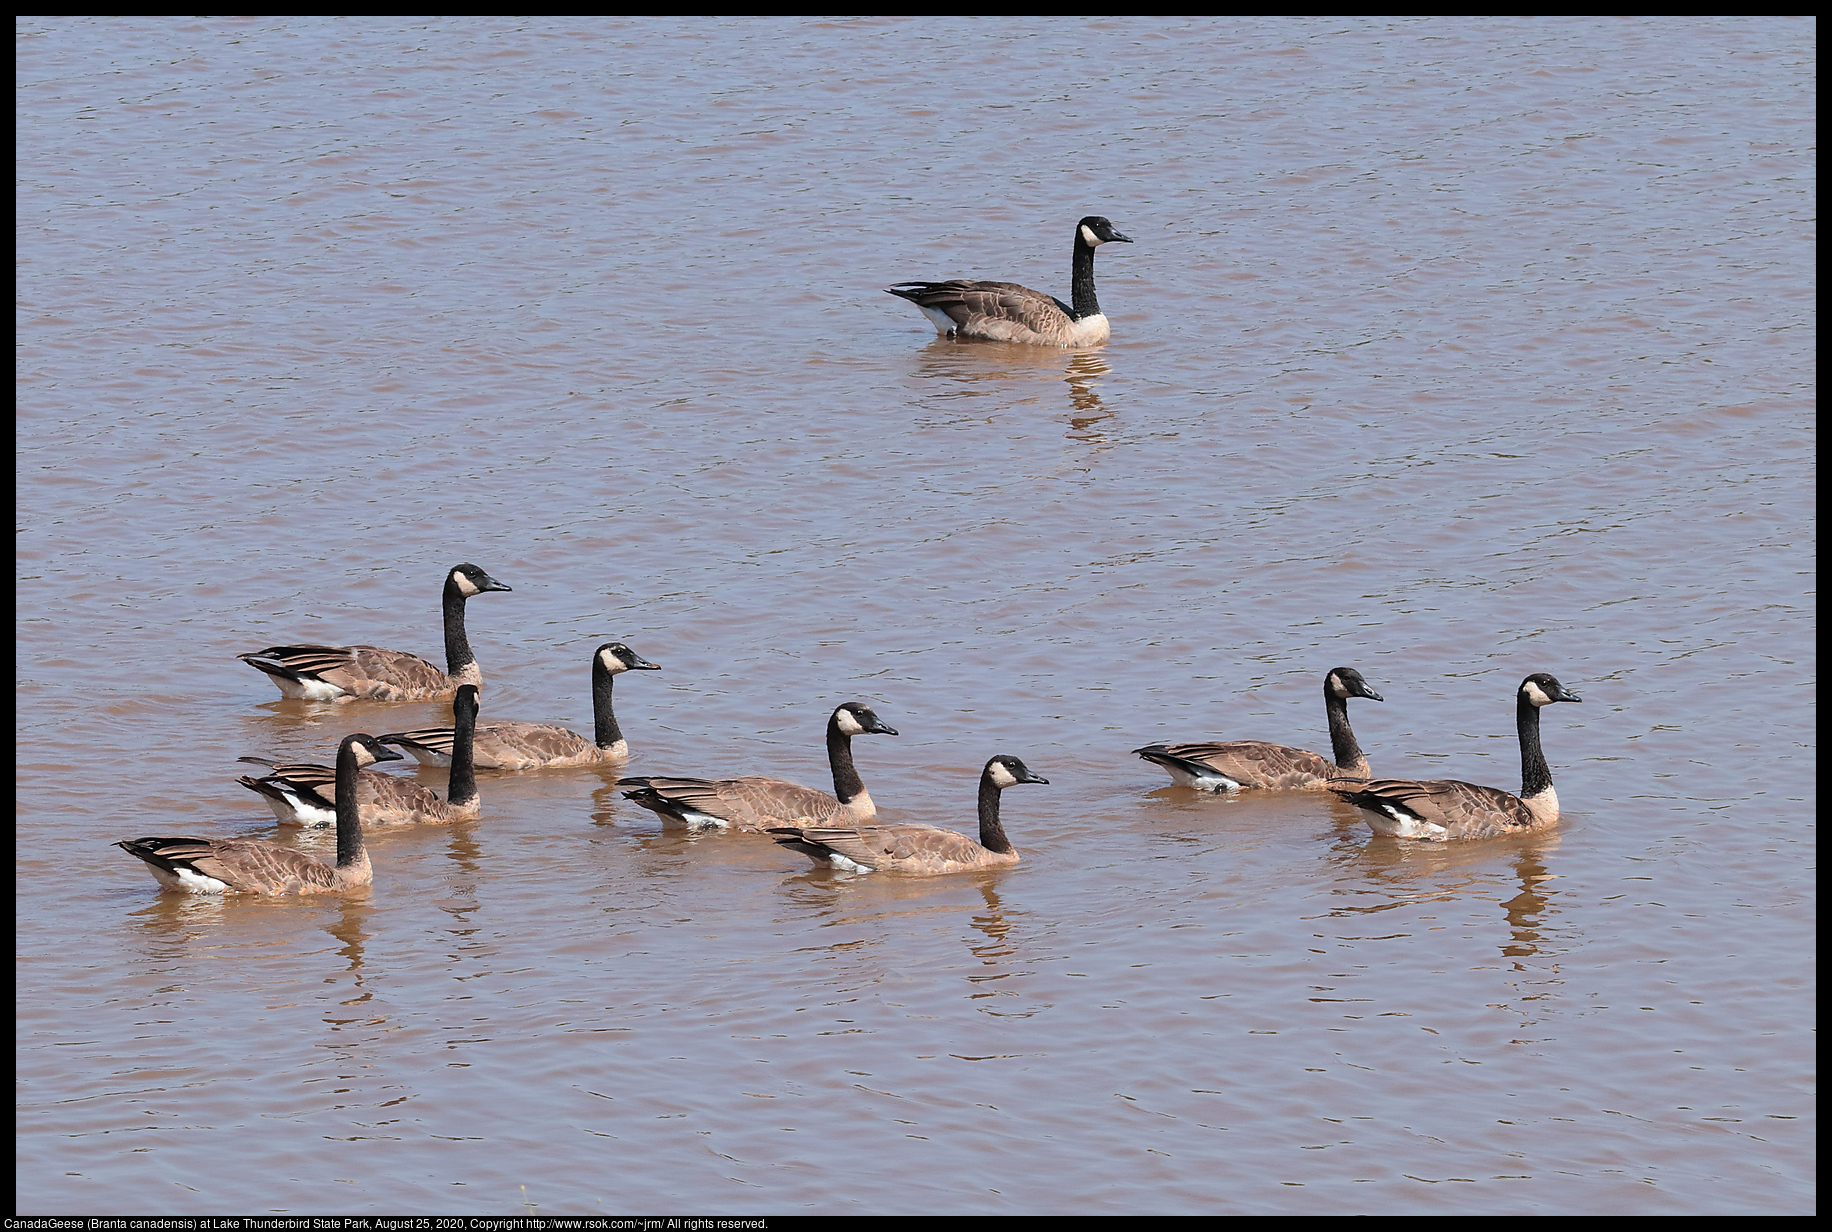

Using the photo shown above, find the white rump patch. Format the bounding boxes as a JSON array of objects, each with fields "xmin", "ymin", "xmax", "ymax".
[
  {"xmin": 266, "ymin": 673, "xmax": 346, "ymax": 701},
  {"xmin": 145, "ymin": 864, "xmax": 232, "ymax": 894},
  {"xmin": 267, "ymin": 785, "xmax": 335, "ymax": 828},
  {"xmin": 823, "ymin": 852, "xmax": 876, "ymax": 874},
  {"xmin": 917, "ymin": 305, "xmax": 958, "ymax": 336},
  {"xmin": 1189, "ymin": 772, "xmax": 1242, "ymax": 792},
  {"xmin": 1364, "ymin": 804, "xmax": 1447, "ymax": 840},
  {"xmin": 1155, "ymin": 761, "xmax": 1241, "ymax": 791}
]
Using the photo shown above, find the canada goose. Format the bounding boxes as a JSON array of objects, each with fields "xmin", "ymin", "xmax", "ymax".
[
  {"xmin": 241, "ymin": 685, "xmax": 483, "ymax": 826},
  {"xmin": 886, "ymin": 216, "xmax": 1133, "ymax": 347},
  {"xmin": 117, "ymin": 733, "xmax": 399, "ymax": 895},
  {"xmin": 618, "ymin": 701, "xmax": 898, "ymax": 831},
  {"xmin": 1133, "ymin": 667, "xmax": 1385, "ymax": 791},
  {"xmin": 768, "ymin": 754, "xmax": 1048, "ymax": 875},
  {"xmin": 380, "ymin": 642, "xmax": 659, "ymax": 770},
  {"xmin": 238, "ymin": 563, "xmax": 511, "ymax": 701},
  {"xmin": 1329, "ymin": 673, "xmax": 1582, "ymax": 841}
]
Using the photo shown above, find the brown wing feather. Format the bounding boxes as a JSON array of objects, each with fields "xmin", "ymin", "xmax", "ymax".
[
  {"xmin": 1151, "ymin": 740, "xmax": 1341, "ymax": 789},
  {"xmin": 939, "ymin": 281, "xmax": 1071, "ymax": 324},
  {"xmin": 622, "ymin": 774, "xmax": 853, "ymax": 831},
  {"xmin": 718, "ymin": 776, "xmax": 848, "ymax": 827},
  {"xmin": 242, "ymin": 644, "xmax": 459, "ymax": 700},
  {"xmin": 890, "ymin": 280, "xmax": 1077, "ymax": 344},
  {"xmin": 781, "ymin": 823, "xmax": 1015, "ymax": 875},
  {"xmin": 378, "ymin": 722, "xmax": 600, "ymax": 770},
  {"xmin": 239, "ymin": 761, "xmax": 336, "ymax": 797},
  {"xmin": 117, "ymin": 836, "xmax": 368, "ymax": 895},
  {"xmin": 471, "ymin": 722, "xmax": 600, "ymax": 770},
  {"xmin": 382, "ymin": 722, "xmax": 604, "ymax": 770},
  {"xmin": 360, "ymin": 771, "xmax": 468, "ymax": 825},
  {"xmin": 1332, "ymin": 777, "xmax": 1537, "ymax": 840}
]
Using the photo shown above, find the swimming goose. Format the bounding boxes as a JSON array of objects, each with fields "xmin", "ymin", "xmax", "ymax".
[
  {"xmin": 618, "ymin": 701, "xmax": 898, "ymax": 831},
  {"xmin": 238, "ymin": 562, "xmax": 511, "ymax": 701},
  {"xmin": 379, "ymin": 642, "xmax": 659, "ymax": 770},
  {"xmin": 1133, "ymin": 667, "xmax": 1385, "ymax": 791},
  {"xmin": 1329, "ymin": 673, "xmax": 1582, "ymax": 841},
  {"xmin": 241, "ymin": 685, "xmax": 483, "ymax": 826},
  {"xmin": 886, "ymin": 215, "xmax": 1133, "ymax": 347},
  {"xmin": 118, "ymin": 733, "xmax": 398, "ymax": 895},
  {"xmin": 768, "ymin": 754, "xmax": 1049, "ymax": 875}
]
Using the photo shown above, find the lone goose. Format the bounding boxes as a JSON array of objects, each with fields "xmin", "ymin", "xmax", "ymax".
[
  {"xmin": 886, "ymin": 215, "xmax": 1133, "ymax": 347},
  {"xmin": 238, "ymin": 562, "xmax": 511, "ymax": 701},
  {"xmin": 117, "ymin": 733, "xmax": 398, "ymax": 895},
  {"xmin": 241, "ymin": 685, "xmax": 483, "ymax": 827},
  {"xmin": 379, "ymin": 641, "xmax": 659, "ymax": 770},
  {"xmin": 1134, "ymin": 667, "xmax": 1385, "ymax": 791},
  {"xmin": 618, "ymin": 701, "xmax": 898, "ymax": 831},
  {"xmin": 1329, "ymin": 673, "xmax": 1582, "ymax": 841},
  {"xmin": 768, "ymin": 754, "xmax": 1049, "ymax": 875}
]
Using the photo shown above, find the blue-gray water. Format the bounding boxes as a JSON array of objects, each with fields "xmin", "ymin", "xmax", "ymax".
[{"xmin": 16, "ymin": 15, "xmax": 1814, "ymax": 1215}]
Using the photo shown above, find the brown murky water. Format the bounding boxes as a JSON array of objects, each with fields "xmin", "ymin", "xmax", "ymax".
[{"xmin": 17, "ymin": 16, "xmax": 1814, "ymax": 1216}]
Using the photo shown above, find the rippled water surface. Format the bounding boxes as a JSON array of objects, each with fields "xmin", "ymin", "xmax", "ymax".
[{"xmin": 16, "ymin": 15, "xmax": 1814, "ymax": 1215}]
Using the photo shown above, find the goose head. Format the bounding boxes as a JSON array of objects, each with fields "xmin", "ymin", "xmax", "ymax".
[
  {"xmin": 1077, "ymin": 216, "xmax": 1134, "ymax": 248},
  {"xmin": 453, "ymin": 683, "xmax": 481, "ymax": 720},
  {"xmin": 448, "ymin": 563, "xmax": 513, "ymax": 598},
  {"xmin": 348, "ymin": 733, "xmax": 405, "ymax": 767},
  {"xmin": 985, "ymin": 754, "xmax": 1049, "ymax": 789},
  {"xmin": 832, "ymin": 702, "xmax": 898, "ymax": 738},
  {"xmin": 1520, "ymin": 673, "xmax": 1582, "ymax": 707},
  {"xmin": 1327, "ymin": 667, "xmax": 1385, "ymax": 702},
  {"xmin": 597, "ymin": 642, "xmax": 661, "ymax": 675}
]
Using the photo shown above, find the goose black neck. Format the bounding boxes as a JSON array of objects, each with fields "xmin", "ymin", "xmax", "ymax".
[
  {"xmin": 1069, "ymin": 234, "xmax": 1101, "ymax": 320},
  {"xmin": 1324, "ymin": 683, "xmax": 1366, "ymax": 773},
  {"xmin": 334, "ymin": 737, "xmax": 367, "ymax": 869},
  {"xmin": 449, "ymin": 693, "xmax": 479, "ymax": 807},
  {"xmin": 1517, "ymin": 693, "xmax": 1553, "ymax": 797},
  {"xmin": 590, "ymin": 656, "xmax": 624, "ymax": 749},
  {"xmin": 826, "ymin": 716, "xmax": 866, "ymax": 805},
  {"xmin": 441, "ymin": 576, "xmax": 477, "ymax": 675},
  {"xmin": 977, "ymin": 771, "xmax": 1015, "ymax": 854}
]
